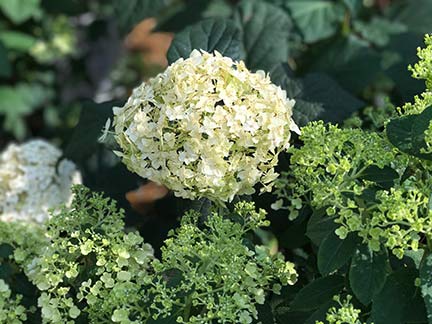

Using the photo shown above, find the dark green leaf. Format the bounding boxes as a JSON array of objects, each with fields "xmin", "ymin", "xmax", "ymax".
[
  {"xmin": 278, "ymin": 216, "xmax": 309, "ymax": 249},
  {"xmin": 358, "ymin": 165, "xmax": 399, "ymax": 190},
  {"xmin": 342, "ymin": 0, "xmax": 362, "ymax": 15},
  {"xmin": 290, "ymin": 275, "xmax": 344, "ymax": 311},
  {"xmin": 300, "ymin": 73, "xmax": 364, "ymax": 123},
  {"xmin": 256, "ymin": 301, "xmax": 275, "ymax": 324},
  {"xmin": 353, "ymin": 17, "xmax": 406, "ymax": 47},
  {"xmin": 275, "ymin": 308, "xmax": 312, "ymax": 324},
  {"xmin": 385, "ymin": 32, "xmax": 425, "ymax": 102},
  {"xmin": 306, "ymin": 209, "xmax": 337, "ymax": 246},
  {"xmin": 0, "ymin": 31, "xmax": 36, "ymax": 52},
  {"xmin": 349, "ymin": 245, "xmax": 389, "ymax": 305},
  {"xmin": 304, "ymin": 299, "xmax": 338, "ymax": 324},
  {"xmin": 318, "ymin": 232, "xmax": 358, "ymax": 275},
  {"xmin": 113, "ymin": 0, "xmax": 173, "ymax": 34},
  {"xmin": 167, "ymin": 18, "xmax": 242, "ymax": 65},
  {"xmin": 386, "ymin": 106, "xmax": 432, "ymax": 160},
  {"xmin": 157, "ymin": 0, "xmax": 217, "ymax": 33},
  {"xmin": 372, "ymin": 269, "xmax": 426, "ymax": 324},
  {"xmin": 0, "ymin": 243, "xmax": 14, "ymax": 259},
  {"xmin": 233, "ymin": 0, "xmax": 293, "ymax": 71},
  {"xmin": 65, "ymin": 100, "xmax": 117, "ymax": 162},
  {"xmin": 0, "ymin": 0, "xmax": 41, "ymax": 24},
  {"xmin": 0, "ymin": 42, "xmax": 11, "ymax": 78},
  {"xmin": 284, "ymin": 0, "xmax": 344, "ymax": 43},
  {"xmin": 420, "ymin": 253, "xmax": 432, "ymax": 324},
  {"xmin": 387, "ymin": 0, "xmax": 432, "ymax": 34},
  {"xmin": 309, "ymin": 35, "xmax": 381, "ymax": 92},
  {"xmin": 270, "ymin": 64, "xmax": 363, "ymax": 126}
]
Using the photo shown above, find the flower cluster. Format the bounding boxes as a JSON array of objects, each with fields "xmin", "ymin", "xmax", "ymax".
[
  {"xmin": 273, "ymin": 122, "xmax": 432, "ymax": 257},
  {"xmin": 410, "ymin": 34, "xmax": 432, "ymax": 90},
  {"xmin": 112, "ymin": 50, "xmax": 298, "ymax": 203},
  {"xmin": 150, "ymin": 201, "xmax": 298, "ymax": 324},
  {"xmin": 400, "ymin": 35, "xmax": 432, "ymax": 116},
  {"xmin": 0, "ymin": 221, "xmax": 46, "ymax": 323},
  {"xmin": 0, "ymin": 140, "xmax": 82, "ymax": 223},
  {"xmin": 0, "ymin": 279, "xmax": 29, "ymax": 324},
  {"xmin": 316, "ymin": 295, "xmax": 366, "ymax": 324},
  {"xmin": 28, "ymin": 186, "xmax": 154, "ymax": 323}
]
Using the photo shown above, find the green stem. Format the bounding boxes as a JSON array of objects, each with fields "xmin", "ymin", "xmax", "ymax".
[{"xmin": 183, "ymin": 296, "xmax": 192, "ymax": 321}]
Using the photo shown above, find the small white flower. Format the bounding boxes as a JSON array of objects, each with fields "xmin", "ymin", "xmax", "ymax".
[{"xmin": 111, "ymin": 50, "xmax": 297, "ymax": 203}]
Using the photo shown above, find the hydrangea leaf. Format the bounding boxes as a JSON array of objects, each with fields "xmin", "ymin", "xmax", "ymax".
[
  {"xmin": 309, "ymin": 35, "xmax": 381, "ymax": 92},
  {"xmin": 300, "ymin": 73, "xmax": 364, "ymax": 123},
  {"xmin": 420, "ymin": 253, "xmax": 432, "ymax": 324},
  {"xmin": 317, "ymin": 231, "xmax": 359, "ymax": 275},
  {"xmin": 65, "ymin": 100, "xmax": 118, "ymax": 162},
  {"xmin": 289, "ymin": 275, "xmax": 344, "ymax": 311},
  {"xmin": 0, "ymin": 31, "xmax": 36, "ymax": 52},
  {"xmin": 112, "ymin": 0, "xmax": 173, "ymax": 34},
  {"xmin": 270, "ymin": 64, "xmax": 364, "ymax": 126},
  {"xmin": 358, "ymin": 165, "xmax": 399, "ymax": 190},
  {"xmin": 304, "ymin": 299, "xmax": 338, "ymax": 324},
  {"xmin": 284, "ymin": 0, "xmax": 344, "ymax": 43},
  {"xmin": 386, "ymin": 105, "xmax": 432, "ymax": 160},
  {"xmin": 0, "ymin": 244, "xmax": 14, "ymax": 259},
  {"xmin": 0, "ymin": 42, "xmax": 11, "ymax": 78},
  {"xmin": 233, "ymin": 0, "xmax": 293, "ymax": 71},
  {"xmin": 387, "ymin": 0, "xmax": 432, "ymax": 34},
  {"xmin": 306, "ymin": 209, "xmax": 338, "ymax": 246},
  {"xmin": 0, "ymin": 0, "xmax": 41, "ymax": 24},
  {"xmin": 167, "ymin": 18, "xmax": 242, "ymax": 64},
  {"xmin": 349, "ymin": 245, "xmax": 389, "ymax": 305},
  {"xmin": 372, "ymin": 269, "xmax": 426, "ymax": 324}
]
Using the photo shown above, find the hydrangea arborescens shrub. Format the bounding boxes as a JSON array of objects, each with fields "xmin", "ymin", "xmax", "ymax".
[
  {"xmin": 28, "ymin": 186, "xmax": 154, "ymax": 323},
  {"xmin": 150, "ymin": 201, "xmax": 298, "ymax": 324},
  {"xmin": 111, "ymin": 50, "xmax": 298, "ymax": 203},
  {"xmin": 0, "ymin": 140, "xmax": 82, "ymax": 223}
]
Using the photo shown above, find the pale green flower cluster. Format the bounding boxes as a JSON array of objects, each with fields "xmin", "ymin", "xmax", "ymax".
[
  {"xmin": 0, "ymin": 139, "xmax": 81, "ymax": 223},
  {"xmin": 0, "ymin": 279, "xmax": 28, "ymax": 324},
  {"xmin": 400, "ymin": 34, "xmax": 432, "ymax": 115},
  {"xmin": 423, "ymin": 120, "xmax": 432, "ymax": 154},
  {"xmin": 28, "ymin": 186, "xmax": 154, "ymax": 323},
  {"xmin": 112, "ymin": 50, "xmax": 298, "ymax": 203},
  {"xmin": 272, "ymin": 122, "xmax": 432, "ymax": 257},
  {"xmin": 0, "ymin": 221, "xmax": 46, "ymax": 323},
  {"xmin": 150, "ymin": 201, "xmax": 298, "ymax": 324},
  {"xmin": 316, "ymin": 295, "xmax": 367, "ymax": 324},
  {"xmin": 410, "ymin": 34, "xmax": 432, "ymax": 90}
]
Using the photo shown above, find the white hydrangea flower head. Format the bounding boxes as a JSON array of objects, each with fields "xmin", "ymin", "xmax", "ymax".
[
  {"xmin": 112, "ymin": 50, "xmax": 298, "ymax": 203},
  {"xmin": 0, "ymin": 139, "xmax": 82, "ymax": 223}
]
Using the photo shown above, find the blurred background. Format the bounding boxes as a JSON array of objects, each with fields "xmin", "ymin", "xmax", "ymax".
[{"xmin": 0, "ymin": 0, "xmax": 431, "ymax": 250}]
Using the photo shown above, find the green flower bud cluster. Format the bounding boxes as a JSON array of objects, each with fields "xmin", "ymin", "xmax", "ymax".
[
  {"xmin": 28, "ymin": 186, "xmax": 154, "ymax": 324},
  {"xmin": 400, "ymin": 34, "xmax": 432, "ymax": 116},
  {"xmin": 0, "ymin": 279, "xmax": 28, "ymax": 324},
  {"xmin": 410, "ymin": 34, "xmax": 432, "ymax": 90},
  {"xmin": 316, "ymin": 295, "xmax": 368, "ymax": 324},
  {"xmin": 273, "ymin": 122, "xmax": 432, "ymax": 257},
  {"xmin": 150, "ymin": 201, "xmax": 298, "ymax": 324},
  {"xmin": 0, "ymin": 221, "xmax": 46, "ymax": 322}
]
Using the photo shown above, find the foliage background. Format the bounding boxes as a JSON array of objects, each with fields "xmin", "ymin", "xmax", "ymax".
[{"xmin": 1, "ymin": 0, "xmax": 432, "ymax": 323}]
